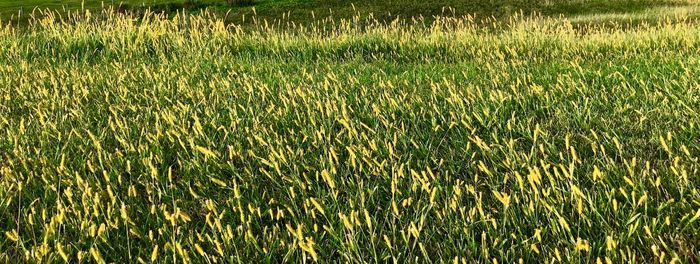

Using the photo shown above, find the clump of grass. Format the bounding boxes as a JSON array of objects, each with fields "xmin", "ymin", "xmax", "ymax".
[{"xmin": 0, "ymin": 8, "xmax": 699, "ymax": 264}]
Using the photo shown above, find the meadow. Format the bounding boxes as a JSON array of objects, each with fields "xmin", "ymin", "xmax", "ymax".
[
  {"xmin": 3, "ymin": 0, "xmax": 700, "ymax": 25},
  {"xmin": 1, "ymin": 2, "xmax": 700, "ymax": 264}
]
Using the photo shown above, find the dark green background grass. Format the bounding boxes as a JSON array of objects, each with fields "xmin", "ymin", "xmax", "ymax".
[{"xmin": 2, "ymin": 0, "xmax": 699, "ymax": 25}]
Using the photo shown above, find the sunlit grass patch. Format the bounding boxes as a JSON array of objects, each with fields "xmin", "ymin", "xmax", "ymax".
[{"xmin": 568, "ymin": 4, "xmax": 700, "ymax": 24}]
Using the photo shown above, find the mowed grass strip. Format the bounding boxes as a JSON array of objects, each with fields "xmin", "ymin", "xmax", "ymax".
[{"xmin": 0, "ymin": 10, "xmax": 699, "ymax": 263}]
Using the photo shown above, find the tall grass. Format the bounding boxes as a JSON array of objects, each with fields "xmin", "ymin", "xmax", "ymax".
[{"xmin": 0, "ymin": 9, "xmax": 699, "ymax": 263}]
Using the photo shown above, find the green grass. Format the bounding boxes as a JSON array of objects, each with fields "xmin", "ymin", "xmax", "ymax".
[
  {"xmin": 1, "ymin": 9, "xmax": 699, "ymax": 263},
  {"xmin": 3, "ymin": 0, "xmax": 700, "ymax": 25},
  {"xmin": 0, "ymin": 0, "xmax": 227, "ymax": 19}
]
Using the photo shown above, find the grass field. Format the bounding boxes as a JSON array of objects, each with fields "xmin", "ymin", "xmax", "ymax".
[
  {"xmin": 3, "ymin": 0, "xmax": 700, "ymax": 25},
  {"xmin": 1, "ymin": 1, "xmax": 700, "ymax": 263}
]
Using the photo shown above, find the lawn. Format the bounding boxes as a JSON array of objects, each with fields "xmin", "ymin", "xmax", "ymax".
[{"xmin": 1, "ymin": 1, "xmax": 699, "ymax": 263}]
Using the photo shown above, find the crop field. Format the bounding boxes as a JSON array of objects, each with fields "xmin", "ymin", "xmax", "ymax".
[{"xmin": 1, "ymin": 3, "xmax": 700, "ymax": 264}]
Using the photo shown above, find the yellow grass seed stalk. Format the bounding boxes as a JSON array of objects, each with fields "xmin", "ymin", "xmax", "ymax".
[
  {"xmin": 309, "ymin": 197, "xmax": 326, "ymax": 216},
  {"xmin": 5, "ymin": 229, "xmax": 19, "ymax": 242},
  {"xmin": 492, "ymin": 191, "xmax": 511, "ymax": 208},
  {"xmin": 90, "ymin": 247, "xmax": 106, "ymax": 264},
  {"xmin": 151, "ymin": 245, "xmax": 159, "ymax": 262},
  {"xmin": 320, "ymin": 169, "xmax": 336, "ymax": 190}
]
